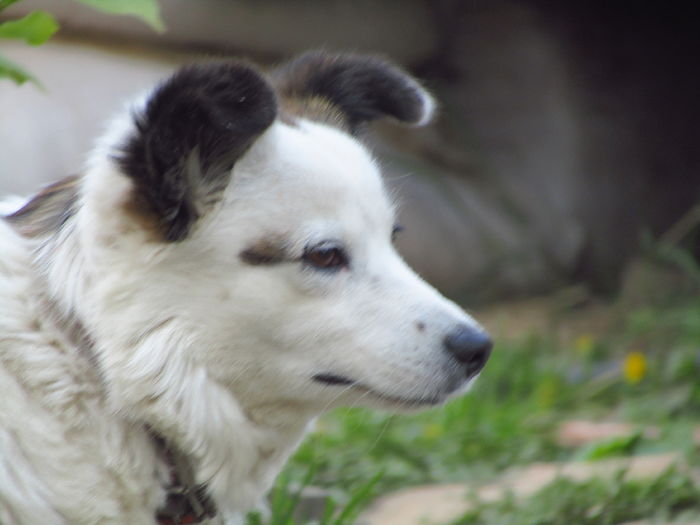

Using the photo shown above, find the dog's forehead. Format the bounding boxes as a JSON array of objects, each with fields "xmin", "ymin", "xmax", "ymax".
[{"xmin": 232, "ymin": 120, "xmax": 394, "ymax": 226}]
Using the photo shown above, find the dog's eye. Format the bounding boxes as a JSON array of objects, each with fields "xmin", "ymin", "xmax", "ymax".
[
  {"xmin": 303, "ymin": 243, "xmax": 348, "ymax": 270},
  {"xmin": 391, "ymin": 224, "xmax": 404, "ymax": 242}
]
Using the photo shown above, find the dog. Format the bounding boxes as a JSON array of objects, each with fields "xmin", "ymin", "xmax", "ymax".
[{"xmin": 0, "ymin": 51, "xmax": 492, "ymax": 524}]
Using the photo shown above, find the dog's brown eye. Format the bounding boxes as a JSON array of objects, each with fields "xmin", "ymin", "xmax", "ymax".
[{"xmin": 303, "ymin": 244, "xmax": 348, "ymax": 270}]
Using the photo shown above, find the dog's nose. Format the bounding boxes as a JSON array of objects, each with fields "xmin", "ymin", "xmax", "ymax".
[{"xmin": 443, "ymin": 325, "xmax": 492, "ymax": 377}]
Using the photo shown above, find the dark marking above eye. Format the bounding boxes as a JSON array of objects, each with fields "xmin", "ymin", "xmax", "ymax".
[{"xmin": 239, "ymin": 239, "xmax": 288, "ymax": 265}]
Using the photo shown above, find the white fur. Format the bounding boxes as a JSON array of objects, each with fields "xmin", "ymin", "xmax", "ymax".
[
  {"xmin": 0, "ymin": 82, "xmax": 483, "ymax": 524},
  {"xmin": 0, "ymin": 196, "xmax": 25, "ymax": 216}
]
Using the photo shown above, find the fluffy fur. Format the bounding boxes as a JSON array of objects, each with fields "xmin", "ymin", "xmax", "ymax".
[{"xmin": 0, "ymin": 52, "xmax": 491, "ymax": 524}]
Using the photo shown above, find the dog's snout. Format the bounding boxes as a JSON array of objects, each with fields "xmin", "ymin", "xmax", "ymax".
[{"xmin": 443, "ymin": 325, "xmax": 492, "ymax": 377}]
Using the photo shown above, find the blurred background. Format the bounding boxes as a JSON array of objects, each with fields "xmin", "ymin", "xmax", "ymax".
[
  {"xmin": 3, "ymin": 3, "xmax": 700, "ymax": 524},
  {"xmin": 3, "ymin": 0, "xmax": 698, "ymax": 307}
]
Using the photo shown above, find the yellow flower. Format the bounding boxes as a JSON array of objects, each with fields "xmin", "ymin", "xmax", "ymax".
[
  {"xmin": 623, "ymin": 352, "xmax": 647, "ymax": 384},
  {"xmin": 574, "ymin": 334, "xmax": 595, "ymax": 355}
]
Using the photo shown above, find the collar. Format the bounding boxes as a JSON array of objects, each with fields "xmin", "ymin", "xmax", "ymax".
[{"xmin": 150, "ymin": 430, "xmax": 218, "ymax": 525}]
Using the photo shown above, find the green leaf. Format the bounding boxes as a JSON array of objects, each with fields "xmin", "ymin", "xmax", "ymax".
[
  {"xmin": 334, "ymin": 470, "xmax": 383, "ymax": 524},
  {"xmin": 0, "ymin": 52, "xmax": 40, "ymax": 86},
  {"xmin": 0, "ymin": 0, "xmax": 22, "ymax": 12},
  {"xmin": 0, "ymin": 11, "xmax": 59, "ymax": 45},
  {"xmin": 73, "ymin": 0, "xmax": 165, "ymax": 32},
  {"xmin": 576, "ymin": 432, "xmax": 643, "ymax": 461}
]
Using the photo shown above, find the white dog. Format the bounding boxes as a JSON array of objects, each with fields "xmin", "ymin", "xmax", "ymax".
[{"xmin": 0, "ymin": 51, "xmax": 492, "ymax": 524}]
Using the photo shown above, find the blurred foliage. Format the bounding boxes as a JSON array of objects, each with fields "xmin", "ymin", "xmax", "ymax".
[
  {"xmin": 0, "ymin": 11, "xmax": 57, "ymax": 45},
  {"xmin": 73, "ymin": 0, "xmax": 164, "ymax": 32},
  {"xmin": 0, "ymin": 0, "xmax": 21, "ymax": 10},
  {"xmin": 247, "ymin": 467, "xmax": 382, "ymax": 525},
  {"xmin": 0, "ymin": 0, "xmax": 162, "ymax": 86},
  {"xmin": 452, "ymin": 468, "xmax": 700, "ymax": 525},
  {"xmin": 0, "ymin": 52, "xmax": 35, "ymax": 84}
]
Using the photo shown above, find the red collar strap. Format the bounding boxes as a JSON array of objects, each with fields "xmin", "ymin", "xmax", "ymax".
[{"xmin": 149, "ymin": 430, "xmax": 218, "ymax": 524}]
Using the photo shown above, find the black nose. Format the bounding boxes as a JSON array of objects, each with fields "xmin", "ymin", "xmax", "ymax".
[{"xmin": 443, "ymin": 325, "xmax": 492, "ymax": 377}]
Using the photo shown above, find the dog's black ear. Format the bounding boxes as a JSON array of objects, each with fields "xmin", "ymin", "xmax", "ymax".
[
  {"xmin": 118, "ymin": 62, "xmax": 277, "ymax": 242},
  {"xmin": 273, "ymin": 50, "xmax": 434, "ymax": 133}
]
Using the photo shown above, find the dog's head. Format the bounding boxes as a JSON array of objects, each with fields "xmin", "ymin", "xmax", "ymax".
[{"xmin": 78, "ymin": 52, "xmax": 491, "ymax": 414}]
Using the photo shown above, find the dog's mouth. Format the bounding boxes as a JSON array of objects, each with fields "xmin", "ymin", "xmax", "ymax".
[{"xmin": 311, "ymin": 373, "xmax": 443, "ymax": 407}]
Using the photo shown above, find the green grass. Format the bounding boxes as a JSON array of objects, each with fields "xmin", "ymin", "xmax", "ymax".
[
  {"xmin": 247, "ymin": 292, "xmax": 700, "ymax": 525},
  {"xmin": 247, "ymin": 468, "xmax": 383, "ymax": 525},
  {"xmin": 452, "ymin": 468, "xmax": 700, "ymax": 525}
]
